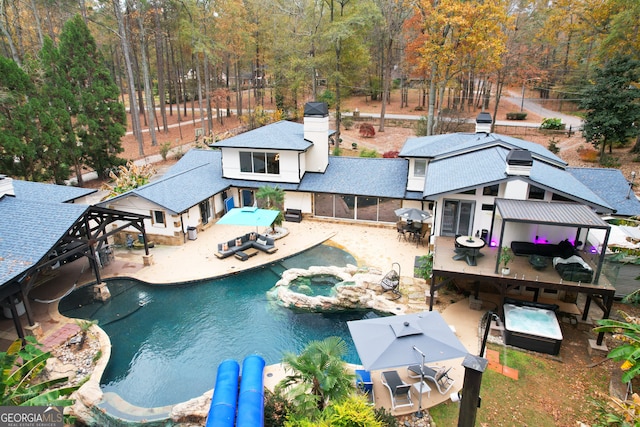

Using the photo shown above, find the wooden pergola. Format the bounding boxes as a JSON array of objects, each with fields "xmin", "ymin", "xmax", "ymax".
[{"xmin": 1, "ymin": 206, "xmax": 149, "ymax": 339}]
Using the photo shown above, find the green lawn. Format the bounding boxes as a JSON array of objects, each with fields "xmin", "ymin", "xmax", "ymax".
[{"xmin": 428, "ymin": 343, "xmax": 610, "ymax": 426}]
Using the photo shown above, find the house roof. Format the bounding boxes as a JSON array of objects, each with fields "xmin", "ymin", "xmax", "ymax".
[
  {"xmin": 211, "ymin": 120, "xmax": 313, "ymax": 151},
  {"xmin": 400, "ymin": 133, "xmax": 566, "ymax": 167},
  {"xmin": 12, "ymin": 179, "xmax": 96, "ymax": 203},
  {"xmin": 100, "ymin": 150, "xmax": 231, "ymax": 214},
  {"xmin": 0, "ymin": 196, "xmax": 88, "ymax": 285},
  {"xmin": 422, "ymin": 146, "xmax": 613, "ymax": 212},
  {"xmin": 495, "ymin": 198, "xmax": 610, "ymax": 229},
  {"xmin": 567, "ymin": 167, "xmax": 640, "ymax": 217},
  {"xmin": 298, "ymin": 157, "xmax": 408, "ymax": 198}
]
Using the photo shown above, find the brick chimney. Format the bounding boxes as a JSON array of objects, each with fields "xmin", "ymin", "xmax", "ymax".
[
  {"xmin": 475, "ymin": 112, "xmax": 492, "ymax": 134},
  {"xmin": 0, "ymin": 174, "xmax": 15, "ymax": 198},
  {"xmin": 304, "ymin": 102, "xmax": 329, "ymax": 173}
]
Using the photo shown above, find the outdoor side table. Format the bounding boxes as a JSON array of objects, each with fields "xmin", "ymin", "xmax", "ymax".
[{"xmin": 411, "ymin": 381, "xmax": 431, "ymax": 398}]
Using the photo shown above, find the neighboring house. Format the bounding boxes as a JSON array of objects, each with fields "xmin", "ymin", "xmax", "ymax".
[
  {"xmin": 0, "ymin": 175, "xmax": 148, "ymax": 338},
  {"xmin": 100, "ymin": 102, "xmax": 640, "ymax": 247}
]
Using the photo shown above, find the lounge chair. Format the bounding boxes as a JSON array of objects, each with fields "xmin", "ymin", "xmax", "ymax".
[
  {"xmin": 407, "ymin": 364, "xmax": 455, "ymax": 395},
  {"xmin": 380, "ymin": 370, "xmax": 413, "ymax": 411},
  {"xmin": 355, "ymin": 369, "xmax": 374, "ymax": 405}
]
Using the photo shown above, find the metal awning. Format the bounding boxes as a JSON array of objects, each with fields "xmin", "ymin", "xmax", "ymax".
[
  {"xmin": 489, "ymin": 199, "xmax": 611, "ymax": 283},
  {"xmin": 494, "ymin": 199, "xmax": 610, "ymax": 229}
]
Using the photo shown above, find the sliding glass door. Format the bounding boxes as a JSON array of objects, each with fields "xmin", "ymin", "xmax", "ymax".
[{"xmin": 441, "ymin": 199, "xmax": 475, "ymax": 236}]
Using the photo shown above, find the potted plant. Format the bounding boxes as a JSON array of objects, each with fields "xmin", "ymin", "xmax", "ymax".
[{"xmin": 500, "ymin": 246, "xmax": 513, "ymax": 275}]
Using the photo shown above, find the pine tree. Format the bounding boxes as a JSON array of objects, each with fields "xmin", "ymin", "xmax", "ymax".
[
  {"xmin": 56, "ymin": 14, "xmax": 126, "ymax": 184},
  {"xmin": 581, "ymin": 55, "xmax": 640, "ymax": 160}
]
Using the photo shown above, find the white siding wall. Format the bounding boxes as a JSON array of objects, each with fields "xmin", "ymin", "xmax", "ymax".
[
  {"xmin": 104, "ymin": 196, "xmax": 180, "ymax": 238},
  {"xmin": 285, "ymin": 191, "xmax": 312, "ymax": 213},
  {"xmin": 221, "ymin": 148, "xmax": 301, "ymax": 183},
  {"xmin": 406, "ymin": 159, "xmax": 426, "ymax": 192}
]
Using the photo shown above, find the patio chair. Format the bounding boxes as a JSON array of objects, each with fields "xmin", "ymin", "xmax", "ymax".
[
  {"xmin": 355, "ymin": 369, "xmax": 375, "ymax": 405},
  {"xmin": 380, "ymin": 370, "xmax": 413, "ymax": 411},
  {"xmin": 407, "ymin": 364, "xmax": 455, "ymax": 395}
]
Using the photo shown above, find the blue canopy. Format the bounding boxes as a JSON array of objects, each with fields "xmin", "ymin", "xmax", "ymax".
[{"xmin": 217, "ymin": 207, "xmax": 279, "ymax": 227}]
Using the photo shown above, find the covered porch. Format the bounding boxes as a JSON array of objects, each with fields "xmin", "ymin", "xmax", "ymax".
[{"xmin": 428, "ymin": 236, "xmax": 615, "ymax": 347}]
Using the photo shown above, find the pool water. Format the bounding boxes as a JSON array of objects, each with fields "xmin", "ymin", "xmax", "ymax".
[
  {"xmin": 288, "ymin": 274, "xmax": 345, "ymax": 296},
  {"xmin": 59, "ymin": 245, "xmax": 372, "ymax": 408}
]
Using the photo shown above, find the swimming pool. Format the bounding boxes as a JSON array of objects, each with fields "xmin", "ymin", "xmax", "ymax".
[{"xmin": 59, "ymin": 244, "xmax": 371, "ymax": 409}]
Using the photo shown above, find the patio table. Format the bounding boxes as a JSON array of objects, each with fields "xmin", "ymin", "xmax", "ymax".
[{"xmin": 453, "ymin": 236, "xmax": 485, "ymax": 266}]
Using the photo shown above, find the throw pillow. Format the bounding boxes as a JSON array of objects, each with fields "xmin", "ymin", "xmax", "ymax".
[
  {"xmin": 235, "ymin": 238, "xmax": 242, "ymax": 246},
  {"xmin": 250, "ymin": 233, "xmax": 256, "ymax": 241},
  {"xmin": 222, "ymin": 243, "xmax": 228, "ymax": 251},
  {"xmin": 256, "ymin": 238, "xmax": 267, "ymax": 246}
]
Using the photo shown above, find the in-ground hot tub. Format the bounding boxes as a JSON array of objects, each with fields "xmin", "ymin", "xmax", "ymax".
[{"xmin": 503, "ymin": 302, "xmax": 563, "ymax": 355}]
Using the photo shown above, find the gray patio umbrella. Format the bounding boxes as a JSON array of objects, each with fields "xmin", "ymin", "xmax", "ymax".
[
  {"xmin": 394, "ymin": 208, "xmax": 431, "ymax": 223},
  {"xmin": 347, "ymin": 311, "xmax": 467, "ymax": 371},
  {"xmin": 347, "ymin": 311, "xmax": 468, "ymax": 416}
]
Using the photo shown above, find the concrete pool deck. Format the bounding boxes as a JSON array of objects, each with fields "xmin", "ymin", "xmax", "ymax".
[{"xmin": 1, "ymin": 217, "xmax": 491, "ymax": 421}]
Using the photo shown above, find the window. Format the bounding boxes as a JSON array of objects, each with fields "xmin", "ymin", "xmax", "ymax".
[
  {"xmin": 240, "ymin": 151, "xmax": 280, "ymax": 175},
  {"xmin": 528, "ymin": 185, "xmax": 545, "ymax": 200},
  {"xmin": 551, "ymin": 193, "xmax": 572, "ymax": 202},
  {"xmin": 414, "ymin": 159, "xmax": 426, "ymax": 177},
  {"xmin": 152, "ymin": 210, "xmax": 165, "ymax": 226},
  {"xmin": 483, "ymin": 184, "xmax": 499, "ymax": 196}
]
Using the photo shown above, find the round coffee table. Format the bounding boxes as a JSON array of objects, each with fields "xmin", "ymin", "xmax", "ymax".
[{"xmin": 528, "ymin": 254, "xmax": 548, "ymax": 270}]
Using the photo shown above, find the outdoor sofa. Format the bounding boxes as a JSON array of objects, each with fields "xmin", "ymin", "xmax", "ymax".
[
  {"xmin": 510, "ymin": 239, "xmax": 576, "ymax": 258},
  {"xmin": 511, "ymin": 239, "xmax": 593, "ymax": 282},
  {"xmin": 215, "ymin": 232, "xmax": 277, "ymax": 259}
]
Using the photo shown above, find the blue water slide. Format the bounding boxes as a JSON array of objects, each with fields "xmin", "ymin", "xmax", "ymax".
[
  {"xmin": 205, "ymin": 359, "xmax": 240, "ymax": 427},
  {"xmin": 236, "ymin": 355, "xmax": 266, "ymax": 427}
]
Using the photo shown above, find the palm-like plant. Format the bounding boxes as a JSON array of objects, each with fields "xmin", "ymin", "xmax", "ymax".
[
  {"xmin": 594, "ymin": 311, "xmax": 640, "ymax": 383},
  {"xmin": 0, "ymin": 337, "xmax": 80, "ymax": 409},
  {"xmin": 277, "ymin": 336, "xmax": 354, "ymax": 418},
  {"xmin": 256, "ymin": 185, "xmax": 285, "ymax": 232}
]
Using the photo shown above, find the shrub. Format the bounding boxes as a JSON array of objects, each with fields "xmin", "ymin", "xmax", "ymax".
[
  {"xmin": 264, "ymin": 389, "xmax": 293, "ymax": 427},
  {"xmin": 359, "ymin": 148, "xmax": 378, "ymax": 158},
  {"xmin": 351, "ymin": 142, "xmax": 358, "ymax": 149},
  {"xmin": 332, "ymin": 146, "xmax": 342, "ymax": 156},
  {"xmin": 506, "ymin": 112, "xmax": 528, "ymax": 120},
  {"xmin": 342, "ymin": 116, "xmax": 354, "ymax": 130},
  {"xmin": 413, "ymin": 105, "xmax": 425, "ymax": 111},
  {"xmin": 540, "ymin": 117, "xmax": 565, "ymax": 130},
  {"xmin": 160, "ymin": 141, "xmax": 171, "ymax": 160},
  {"xmin": 600, "ymin": 154, "xmax": 621, "ymax": 168},
  {"xmin": 359, "ymin": 123, "xmax": 375, "ymax": 138},
  {"xmin": 382, "ymin": 150, "xmax": 399, "ymax": 158},
  {"xmin": 415, "ymin": 116, "xmax": 428, "ymax": 136},
  {"xmin": 547, "ymin": 137, "xmax": 560, "ymax": 154},
  {"xmin": 577, "ymin": 146, "xmax": 599, "ymax": 162}
]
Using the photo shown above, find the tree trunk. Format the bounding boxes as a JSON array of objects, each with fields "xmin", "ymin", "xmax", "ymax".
[
  {"xmin": 379, "ymin": 37, "xmax": 393, "ymax": 133},
  {"xmin": 427, "ymin": 64, "xmax": 437, "ymax": 136},
  {"xmin": 153, "ymin": 0, "xmax": 168, "ymax": 132},
  {"xmin": 113, "ymin": 0, "xmax": 144, "ymax": 156},
  {"xmin": 137, "ymin": 0, "xmax": 157, "ymax": 146}
]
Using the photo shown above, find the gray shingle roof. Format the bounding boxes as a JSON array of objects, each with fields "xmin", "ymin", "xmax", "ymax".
[
  {"xmin": 100, "ymin": 150, "xmax": 230, "ymax": 214},
  {"xmin": 12, "ymin": 180, "xmax": 96, "ymax": 203},
  {"xmin": 298, "ymin": 157, "xmax": 408, "ymax": 198},
  {"xmin": 400, "ymin": 133, "xmax": 565, "ymax": 166},
  {"xmin": 421, "ymin": 143, "xmax": 612, "ymax": 212},
  {"xmin": 567, "ymin": 168, "xmax": 640, "ymax": 217},
  {"xmin": 424, "ymin": 147, "xmax": 507, "ymax": 197},
  {"xmin": 0, "ymin": 196, "xmax": 88, "ymax": 285},
  {"xmin": 212, "ymin": 121, "xmax": 313, "ymax": 151}
]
